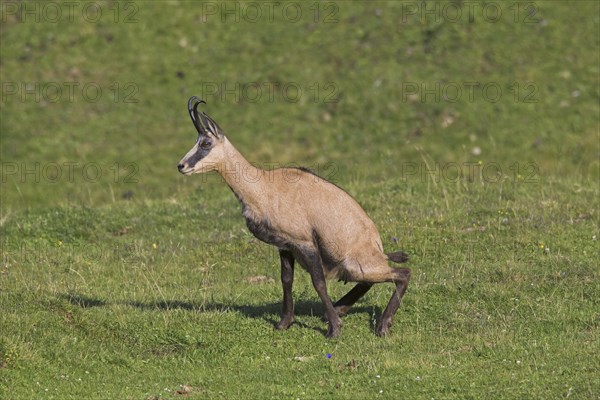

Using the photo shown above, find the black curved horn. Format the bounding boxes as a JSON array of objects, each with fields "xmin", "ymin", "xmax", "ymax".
[
  {"xmin": 188, "ymin": 96, "xmax": 207, "ymax": 135},
  {"xmin": 188, "ymin": 96, "xmax": 223, "ymax": 137}
]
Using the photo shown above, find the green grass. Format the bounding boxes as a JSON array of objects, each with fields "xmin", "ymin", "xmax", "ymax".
[{"xmin": 1, "ymin": 1, "xmax": 599, "ymax": 399}]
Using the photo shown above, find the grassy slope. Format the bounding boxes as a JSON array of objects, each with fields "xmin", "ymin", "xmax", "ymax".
[{"xmin": 1, "ymin": 1, "xmax": 599, "ymax": 399}]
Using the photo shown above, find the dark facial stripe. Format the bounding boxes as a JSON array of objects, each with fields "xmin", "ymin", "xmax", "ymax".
[{"xmin": 186, "ymin": 138, "xmax": 212, "ymax": 168}]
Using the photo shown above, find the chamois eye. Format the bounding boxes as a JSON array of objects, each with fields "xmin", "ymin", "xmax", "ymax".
[{"xmin": 200, "ymin": 140, "xmax": 212, "ymax": 149}]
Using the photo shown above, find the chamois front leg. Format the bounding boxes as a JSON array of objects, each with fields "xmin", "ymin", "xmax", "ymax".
[
  {"xmin": 275, "ymin": 250, "xmax": 295, "ymax": 330},
  {"xmin": 307, "ymin": 253, "xmax": 341, "ymax": 338}
]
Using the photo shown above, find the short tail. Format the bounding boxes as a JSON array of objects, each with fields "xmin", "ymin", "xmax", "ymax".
[{"xmin": 386, "ymin": 250, "xmax": 409, "ymax": 263}]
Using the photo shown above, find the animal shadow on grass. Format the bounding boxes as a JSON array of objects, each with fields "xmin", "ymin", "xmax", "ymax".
[
  {"xmin": 62, "ymin": 293, "xmax": 381, "ymax": 335},
  {"xmin": 62, "ymin": 294, "xmax": 108, "ymax": 308}
]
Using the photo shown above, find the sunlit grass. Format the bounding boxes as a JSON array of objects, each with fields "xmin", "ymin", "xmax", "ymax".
[{"xmin": 1, "ymin": 1, "xmax": 599, "ymax": 399}]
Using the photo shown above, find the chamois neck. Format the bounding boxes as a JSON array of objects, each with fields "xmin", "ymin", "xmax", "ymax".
[{"xmin": 217, "ymin": 137, "xmax": 265, "ymax": 208}]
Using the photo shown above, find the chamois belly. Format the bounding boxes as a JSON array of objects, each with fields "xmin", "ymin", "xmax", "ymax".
[
  {"xmin": 242, "ymin": 202, "xmax": 373, "ymax": 282},
  {"xmin": 245, "ymin": 216, "xmax": 291, "ymax": 250},
  {"xmin": 245, "ymin": 215, "xmax": 346, "ymax": 276}
]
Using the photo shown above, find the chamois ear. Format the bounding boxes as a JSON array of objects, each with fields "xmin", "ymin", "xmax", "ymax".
[
  {"xmin": 188, "ymin": 96, "xmax": 224, "ymax": 139},
  {"xmin": 202, "ymin": 111, "xmax": 223, "ymax": 139}
]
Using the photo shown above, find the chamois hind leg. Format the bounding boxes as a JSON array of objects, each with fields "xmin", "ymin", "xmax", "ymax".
[
  {"xmin": 357, "ymin": 266, "xmax": 411, "ymax": 337},
  {"xmin": 275, "ymin": 250, "xmax": 295, "ymax": 330},
  {"xmin": 333, "ymin": 282, "xmax": 373, "ymax": 317},
  {"xmin": 306, "ymin": 252, "xmax": 341, "ymax": 338},
  {"xmin": 376, "ymin": 268, "xmax": 411, "ymax": 336}
]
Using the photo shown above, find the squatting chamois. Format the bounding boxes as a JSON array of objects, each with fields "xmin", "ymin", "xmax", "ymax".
[{"xmin": 177, "ymin": 97, "xmax": 410, "ymax": 338}]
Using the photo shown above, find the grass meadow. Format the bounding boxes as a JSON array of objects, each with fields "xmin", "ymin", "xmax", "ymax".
[{"xmin": 1, "ymin": 1, "xmax": 599, "ymax": 399}]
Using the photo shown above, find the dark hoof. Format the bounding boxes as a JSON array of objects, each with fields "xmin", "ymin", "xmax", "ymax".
[
  {"xmin": 326, "ymin": 326, "xmax": 341, "ymax": 339},
  {"xmin": 375, "ymin": 319, "xmax": 392, "ymax": 337},
  {"xmin": 275, "ymin": 318, "xmax": 294, "ymax": 330},
  {"xmin": 325, "ymin": 317, "xmax": 342, "ymax": 338},
  {"xmin": 375, "ymin": 327, "xmax": 390, "ymax": 337}
]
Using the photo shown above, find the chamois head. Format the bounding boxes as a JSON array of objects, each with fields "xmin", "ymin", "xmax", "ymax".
[{"xmin": 177, "ymin": 96, "xmax": 225, "ymax": 175}]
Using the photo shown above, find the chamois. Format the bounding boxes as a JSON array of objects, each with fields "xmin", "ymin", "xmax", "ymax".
[{"xmin": 177, "ymin": 97, "xmax": 411, "ymax": 338}]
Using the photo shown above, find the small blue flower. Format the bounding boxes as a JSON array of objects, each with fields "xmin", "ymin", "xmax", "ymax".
[{"xmin": 326, "ymin": 353, "xmax": 332, "ymax": 359}]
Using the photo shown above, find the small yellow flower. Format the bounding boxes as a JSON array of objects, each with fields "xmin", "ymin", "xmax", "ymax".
[
  {"xmin": 58, "ymin": 240, "xmax": 63, "ymax": 247},
  {"xmin": 152, "ymin": 243, "xmax": 158, "ymax": 249},
  {"xmin": 538, "ymin": 243, "xmax": 544, "ymax": 249}
]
